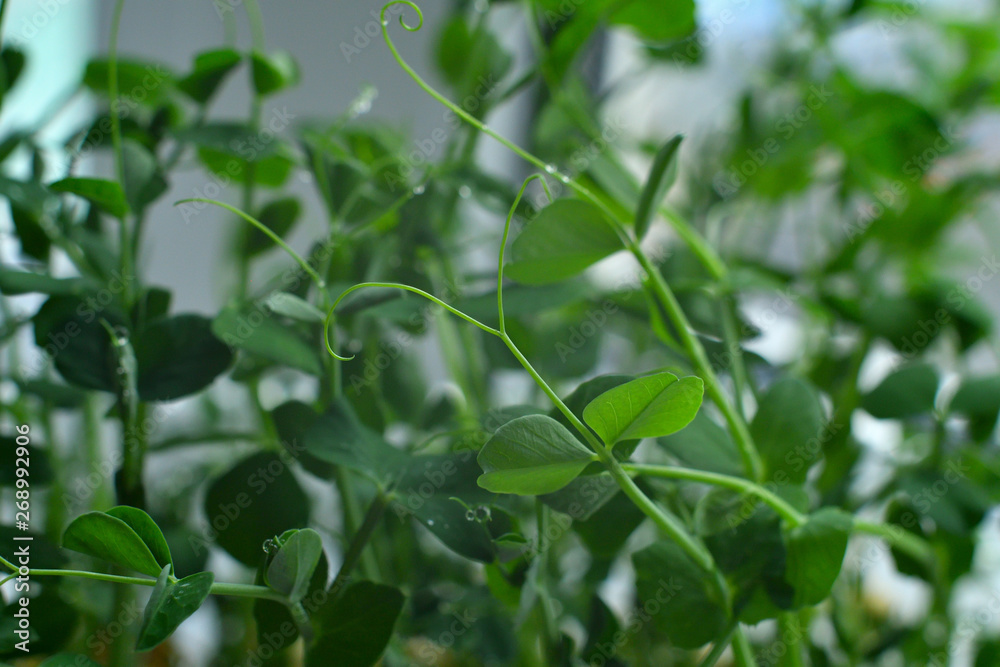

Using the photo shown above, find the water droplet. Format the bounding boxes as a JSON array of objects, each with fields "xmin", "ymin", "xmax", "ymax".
[
  {"xmin": 458, "ymin": 185, "xmax": 472, "ymax": 199},
  {"xmin": 558, "ymin": 174, "xmax": 571, "ymax": 184},
  {"xmin": 412, "ymin": 184, "xmax": 425, "ymax": 195},
  {"xmin": 381, "ymin": 18, "xmax": 389, "ymax": 26},
  {"xmin": 426, "ymin": 519, "xmax": 434, "ymax": 526},
  {"xmin": 465, "ymin": 509, "xmax": 476, "ymax": 521},
  {"xmin": 545, "ymin": 164, "xmax": 557, "ymax": 174},
  {"xmin": 117, "ymin": 337, "xmax": 128, "ymax": 346},
  {"xmin": 475, "ymin": 506, "xmax": 491, "ymax": 522}
]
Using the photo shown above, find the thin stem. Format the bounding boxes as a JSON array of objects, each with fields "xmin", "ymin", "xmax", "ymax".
[
  {"xmin": 622, "ymin": 463, "xmax": 805, "ymax": 527},
  {"xmin": 323, "ymin": 282, "xmax": 501, "ymax": 361},
  {"xmin": 697, "ymin": 623, "xmax": 737, "ymax": 667},
  {"xmin": 721, "ymin": 295, "xmax": 751, "ymax": 418},
  {"xmin": 853, "ymin": 520, "xmax": 934, "ymax": 569},
  {"xmin": 732, "ymin": 628, "xmax": 757, "ymax": 667},
  {"xmin": 779, "ymin": 613, "xmax": 806, "ymax": 667},
  {"xmin": 108, "ymin": 0, "xmax": 126, "ymax": 188},
  {"xmin": 244, "ymin": 0, "xmax": 266, "ymax": 51},
  {"xmin": 175, "ymin": 198, "xmax": 326, "ymax": 289},
  {"xmin": 331, "ymin": 491, "xmax": 389, "ymax": 595},
  {"xmin": 379, "ymin": 3, "xmax": 763, "ymax": 481},
  {"xmin": 497, "ymin": 174, "xmax": 551, "ymax": 335}
]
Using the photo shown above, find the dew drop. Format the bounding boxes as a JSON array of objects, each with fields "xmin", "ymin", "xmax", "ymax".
[
  {"xmin": 544, "ymin": 164, "xmax": 557, "ymax": 174},
  {"xmin": 558, "ymin": 174, "xmax": 571, "ymax": 184},
  {"xmin": 458, "ymin": 185, "xmax": 472, "ymax": 199},
  {"xmin": 412, "ymin": 184, "xmax": 425, "ymax": 195},
  {"xmin": 426, "ymin": 519, "xmax": 434, "ymax": 526},
  {"xmin": 117, "ymin": 337, "xmax": 128, "ymax": 346},
  {"xmin": 465, "ymin": 509, "xmax": 476, "ymax": 521}
]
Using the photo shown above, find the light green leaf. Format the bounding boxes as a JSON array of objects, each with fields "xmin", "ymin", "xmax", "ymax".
[
  {"xmin": 49, "ymin": 177, "xmax": 129, "ymax": 219},
  {"xmin": 263, "ymin": 292, "xmax": 324, "ymax": 323},
  {"xmin": 136, "ymin": 566, "xmax": 214, "ymax": 651},
  {"xmin": 582, "ymin": 372, "xmax": 704, "ymax": 446},
  {"xmin": 62, "ymin": 511, "xmax": 163, "ymax": 577},
  {"xmin": 477, "ymin": 414, "xmax": 597, "ymax": 495},
  {"xmin": 265, "ymin": 529, "xmax": 324, "ymax": 603},
  {"xmin": 250, "ymin": 50, "xmax": 299, "ymax": 96},
  {"xmin": 212, "ymin": 306, "xmax": 322, "ymax": 375},
  {"xmin": 506, "ymin": 199, "xmax": 623, "ymax": 284}
]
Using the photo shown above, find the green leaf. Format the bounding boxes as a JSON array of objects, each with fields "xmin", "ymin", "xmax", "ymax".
[
  {"xmin": 610, "ymin": 0, "xmax": 696, "ymax": 42},
  {"xmin": 250, "ymin": 50, "xmax": 299, "ymax": 96},
  {"xmin": 634, "ymin": 135, "xmax": 682, "ymax": 239},
  {"xmin": 0, "ymin": 47, "xmax": 26, "ymax": 97},
  {"xmin": 632, "ymin": 540, "xmax": 728, "ymax": 649},
  {"xmin": 582, "ymin": 371, "xmax": 704, "ymax": 446},
  {"xmin": 265, "ymin": 528, "xmax": 324, "ymax": 603},
  {"xmin": 135, "ymin": 315, "xmax": 233, "ymax": 401},
  {"xmin": 263, "ymin": 292, "xmax": 324, "ymax": 323},
  {"xmin": 212, "ymin": 306, "xmax": 322, "ymax": 375},
  {"xmin": 782, "ymin": 508, "xmax": 852, "ymax": 607},
  {"xmin": 304, "ymin": 398, "xmax": 408, "ymax": 481},
  {"xmin": 750, "ymin": 377, "xmax": 825, "ymax": 484},
  {"xmin": 307, "ymin": 580, "xmax": 404, "ymax": 667},
  {"xmin": 245, "ymin": 197, "xmax": 301, "ymax": 256},
  {"xmin": 62, "ymin": 511, "xmax": 163, "ymax": 577},
  {"xmin": 477, "ymin": 415, "xmax": 597, "ymax": 495},
  {"xmin": 506, "ymin": 199, "xmax": 623, "ymax": 284},
  {"xmin": 0, "ymin": 270, "xmax": 91, "ymax": 296},
  {"xmin": 177, "ymin": 48, "xmax": 242, "ymax": 103},
  {"xmin": 122, "ymin": 139, "xmax": 167, "ymax": 215},
  {"xmin": 49, "ymin": 177, "xmax": 129, "ymax": 219},
  {"xmin": 396, "ymin": 454, "xmax": 501, "ymax": 563},
  {"xmin": 136, "ymin": 566, "xmax": 214, "ymax": 651},
  {"xmin": 105, "ymin": 506, "xmax": 172, "ymax": 572},
  {"xmin": 657, "ymin": 412, "xmax": 744, "ymax": 477},
  {"xmin": 203, "ymin": 451, "xmax": 310, "ymax": 566},
  {"xmin": 82, "ymin": 58, "xmax": 173, "ymax": 104},
  {"xmin": 861, "ymin": 363, "xmax": 939, "ymax": 419}
]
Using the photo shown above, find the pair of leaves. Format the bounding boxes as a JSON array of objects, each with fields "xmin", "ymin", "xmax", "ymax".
[
  {"xmin": 34, "ymin": 297, "xmax": 233, "ymax": 402},
  {"xmin": 62, "ymin": 506, "xmax": 171, "ymax": 578},
  {"xmin": 136, "ymin": 566, "xmax": 214, "ymax": 652},
  {"xmin": 477, "ymin": 372, "xmax": 704, "ymax": 495}
]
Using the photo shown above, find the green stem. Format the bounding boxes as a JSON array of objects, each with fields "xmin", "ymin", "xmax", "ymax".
[
  {"xmin": 779, "ymin": 613, "xmax": 806, "ymax": 667},
  {"xmin": 622, "ymin": 463, "xmax": 805, "ymax": 527},
  {"xmin": 379, "ymin": 3, "xmax": 762, "ymax": 481},
  {"xmin": 853, "ymin": 520, "xmax": 934, "ymax": 569},
  {"xmin": 697, "ymin": 622, "xmax": 738, "ymax": 667},
  {"xmin": 176, "ymin": 198, "xmax": 326, "ymax": 289},
  {"xmin": 331, "ymin": 491, "xmax": 389, "ymax": 595},
  {"xmin": 108, "ymin": 0, "xmax": 132, "ymax": 306},
  {"xmin": 3, "ymin": 568, "xmax": 287, "ymax": 603},
  {"xmin": 732, "ymin": 628, "xmax": 757, "ymax": 667}
]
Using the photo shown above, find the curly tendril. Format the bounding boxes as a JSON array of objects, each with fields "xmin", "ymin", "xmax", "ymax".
[
  {"xmin": 323, "ymin": 282, "xmax": 501, "ymax": 361},
  {"xmin": 497, "ymin": 174, "xmax": 550, "ymax": 335}
]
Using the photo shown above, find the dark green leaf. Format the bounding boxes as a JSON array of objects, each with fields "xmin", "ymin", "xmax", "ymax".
[
  {"xmin": 634, "ymin": 135, "xmax": 682, "ymax": 239},
  {"xmin": 782, "ymin": 508, "xmax": 852, "ymax": 607},
  {"xmin": 477, "ymin": 415, "xmax": 597, "ymax": 495},
  {"xmin": 135, "ymin": 315, "xmax": 233, "ymax": 401},
  {"xmin": 750, "ymin": 377, "xmax": 826, "ymax": 484},
  {"xmin": 632, "ymin": 540, "xmax": 728, "ymax": 649},
  {"xmin": 203, "ymin": 451, "xmax": 310, "ymax": 567},
  {"xmin": 246, "ymin": 197, "xmax": 301, "ymax": 256},
  {"xmin": 49, "ymin": 178, "xmax": 128, "ymax": 219},
  {"xmin": 122, "ymin": 139, "xmax": 167, "ymax": 215},
  {"xmin": 136, "ymin": 566, "xmax": 214, "ymax": 651},
  {"xmin": 861, "ymin": 364, "xmax": 939, "ymax": 419},
  {"xmin": 177, "ymin": 48, "xmax": 242, "ymax": 103},
  {"xmin": 212, "ymin": 306, "xmax": 322, "ymax": 375},
  {"xmin": 308, "ymin": 580, "xmax": 404, "ymax": 667},
  {"xmin": 62, "ymin": 511, "xmax": 163, "ymax": 577},
  {"xmin": 304, "ymin": 399, "xmax": 408, "ymax": 481},
  {"xmin": 657, "ymin": 412, "xmax": 744, "ymax": 477},
  {"xmin": 0, "ymin": 270, "xmax": 91, "ymax": 296},
  {"xmin": 105, "ymin": 506, "xmax": 172, "ymax": 572}
]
